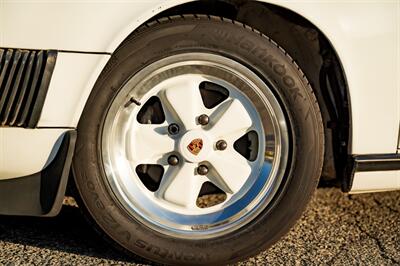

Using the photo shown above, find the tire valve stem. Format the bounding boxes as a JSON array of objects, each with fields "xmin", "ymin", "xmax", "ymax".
[{"xmin": 124, "ymin": 97, "xmax": 141, "ymax": 107}]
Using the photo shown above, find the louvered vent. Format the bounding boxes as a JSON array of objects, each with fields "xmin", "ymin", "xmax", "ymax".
[{"xmin": 0, "ymin": 48, "xmax": 57, "ymax": 128}]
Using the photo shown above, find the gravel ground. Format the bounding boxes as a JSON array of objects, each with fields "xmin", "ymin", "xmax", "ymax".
[{"xmin": 0, "ymin": 188, "xmax": 399, "ymax": 265}]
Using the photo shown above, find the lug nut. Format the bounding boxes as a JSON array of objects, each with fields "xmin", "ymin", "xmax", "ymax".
[
  {"xmin": 197, "ymin": 165, "xmax": 209, "ymax": 175},
  {"xmin": 168, "ymin": 155, "xmax": 179, "ymax": 166},
  {"xmin": 216, "ymin": 140, "xmax": 227, "ymax": 151},
  {"xmin": 197, "ymin": 114, "xmax": 209, "ymax": 126},
  {"xmin": 168, "ymin": 123, "xmax": 180, "ymax": 135}
]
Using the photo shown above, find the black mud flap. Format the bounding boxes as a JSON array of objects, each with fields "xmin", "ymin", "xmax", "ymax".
[{"xmin": 0, "ymin": 130, "xmax": 76, "ymax": 216}]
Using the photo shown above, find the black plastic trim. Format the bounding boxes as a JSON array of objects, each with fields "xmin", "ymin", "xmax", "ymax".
[
  {"xmin": 0, "ymin": 130, "xmax": 76, "ymax": 216},
  {"xmin": 354, "ymin": 154, "xmax": 400, "ymax": 172},
  {"xmin": 0, "ymin": 48, "xmax": 57, "ymax": 128},
  {"xmin": 342, "ymin": 153, "xmax": 400, "ymax": 192},
  {"xmin": 28, "ymin": 50, "xmax": 57, "ymax": 127}
]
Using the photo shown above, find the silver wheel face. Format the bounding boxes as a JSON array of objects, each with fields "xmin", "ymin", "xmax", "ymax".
[{"xmin": 102, "ymin": 53, "xmax": 289, "ymax": 239}]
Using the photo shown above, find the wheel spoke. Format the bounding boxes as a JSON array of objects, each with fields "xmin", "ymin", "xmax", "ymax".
[
  {"xmin": 126, "ymin": 123, "xmax": 175, "ymax": 164},
  {"xmin": 208, "ymin": 150, "xmax": 252, "ymax": 193},
  {"xmin": 157, "ymin": 162, "xmax": 203, "ymax": 208},
  {"xmin": 161, "ymin": 75, "xmax": 208, "ymax": 130},
  {"xmin": 209, "ymin": 99, "xmax": 253, "ymax": 139}
]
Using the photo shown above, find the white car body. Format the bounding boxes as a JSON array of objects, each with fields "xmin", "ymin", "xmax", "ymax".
[{"xmin": 0, "ymin": 0, "xmax": 399, "ymax": 194}]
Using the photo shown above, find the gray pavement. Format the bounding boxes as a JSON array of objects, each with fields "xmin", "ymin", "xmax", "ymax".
[{"xmin": 0, "ymin": 188, "xmax": 399, "ymax": 265}]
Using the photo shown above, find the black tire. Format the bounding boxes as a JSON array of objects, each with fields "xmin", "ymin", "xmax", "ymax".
[{"xmin": 72, "ymin": 15, "xmax": 324, "ymax": 265}]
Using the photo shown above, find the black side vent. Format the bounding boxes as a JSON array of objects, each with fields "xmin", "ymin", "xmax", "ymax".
[{"xmin": 0, "ymin": 48, "xmax": 57, "ymax": 128}]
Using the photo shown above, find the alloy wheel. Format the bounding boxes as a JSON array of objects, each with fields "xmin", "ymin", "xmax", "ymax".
[{"xmin": 101, "ymin": 53, "xmax": 289, "ymax": 239}]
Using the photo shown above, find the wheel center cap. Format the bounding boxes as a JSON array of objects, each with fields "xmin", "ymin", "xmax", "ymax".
[
  {"xmin": 179, "ymin": 130, "xmax": 211, "ymax": 162},
  {"xmin": 187, "ymin": 138, "xmax": 203, "ymax": 155}
]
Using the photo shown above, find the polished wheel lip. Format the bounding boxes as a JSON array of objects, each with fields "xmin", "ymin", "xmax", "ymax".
[{"xmin": 101, "ymin": 53, "xmax": 289, "ymax": 239}]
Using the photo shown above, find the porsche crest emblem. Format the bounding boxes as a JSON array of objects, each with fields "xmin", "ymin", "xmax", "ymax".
[{"xmin": 187, "ymin": 138, "xmax": 203, "ymax": 155}]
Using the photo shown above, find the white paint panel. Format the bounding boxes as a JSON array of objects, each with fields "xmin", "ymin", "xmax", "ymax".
[
  {"xmin": 350, "ymin": 170, "xmax": 400, "ymax": 193},
  {"xmin": 38, "ymin": 52, "xmax": 109, "ymax": 127},
  {"xmin": 0, "ymin": 0, "xmax": 189, "ymax": 52},
  {"xmin": 266, "ymin": 1, "xmax": 400, "ymax": 154},
  {"xmin": 0, "ymin": 128, "xmax": 68, "ymax": 180}
]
